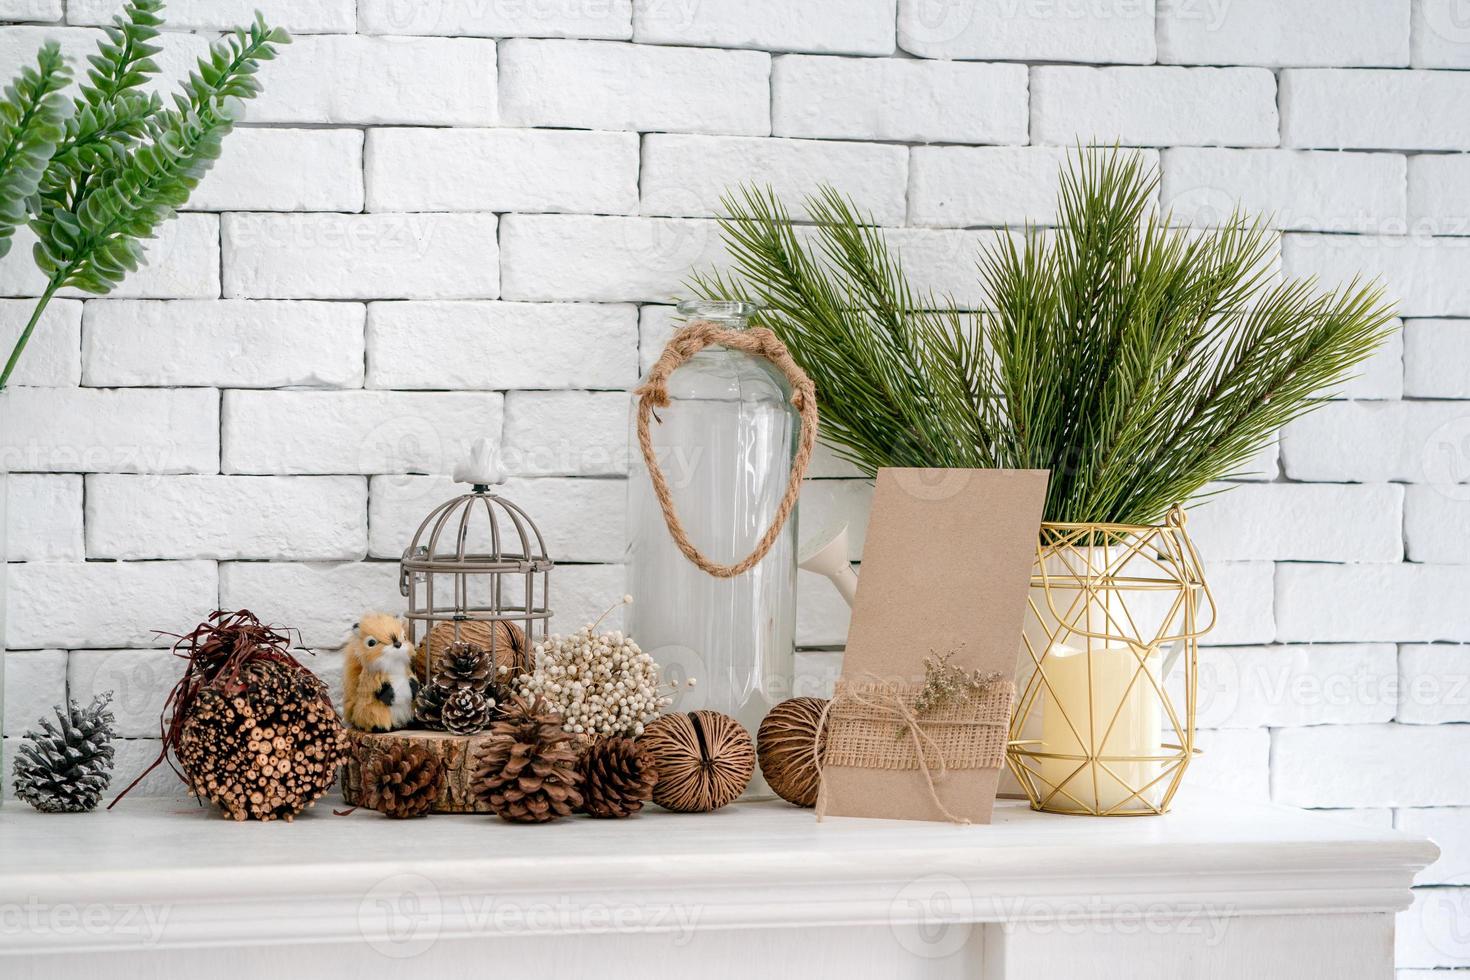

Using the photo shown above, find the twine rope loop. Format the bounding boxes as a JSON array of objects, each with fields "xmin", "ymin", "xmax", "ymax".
[{"xmin": 634, "ymin": 319, "xmax": 819, "ymax": 579}]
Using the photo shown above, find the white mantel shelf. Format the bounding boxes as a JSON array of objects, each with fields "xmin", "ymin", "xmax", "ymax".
[{"xmin": 0, "ymin": 789, "xmax": 1438, "ymax": 980}]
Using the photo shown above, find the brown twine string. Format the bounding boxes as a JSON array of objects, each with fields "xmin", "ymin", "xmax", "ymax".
[
  {"xmin": 813, "ymin": 673, "xmax": 1016, "ymax": 826},
  {"xmin": 634, "ymin": 319, "xmax": 819, "ymax": 578}
]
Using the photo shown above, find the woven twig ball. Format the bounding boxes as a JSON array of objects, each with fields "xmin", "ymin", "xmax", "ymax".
[
  {"xmin": 757, "ymin": 697, "xmax": 829, "ymax": 808},
  {"xmin": 639, "ymin": 711, "xmax": 754, "ymax": 813}
]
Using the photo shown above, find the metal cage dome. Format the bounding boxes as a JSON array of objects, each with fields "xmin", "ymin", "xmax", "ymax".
[{"xmin": 398, "ymin": 440, "xmax": 554, "ymax": 683}]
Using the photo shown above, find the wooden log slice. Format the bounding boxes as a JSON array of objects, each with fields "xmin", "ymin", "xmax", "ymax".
[{"xmin": 342, "ymin": 729, "xmax": 495, "ymax": 814}]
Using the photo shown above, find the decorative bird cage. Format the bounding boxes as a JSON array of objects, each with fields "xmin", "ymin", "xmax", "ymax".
[{"xmin": 399, "ymin": 443, "xmax": 553, "ymax": 686}]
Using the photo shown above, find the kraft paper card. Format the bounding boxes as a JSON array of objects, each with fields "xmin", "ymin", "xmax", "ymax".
[{"xmin": 820, "ymin": 468, "xmax": 1050, "ymax": 824}]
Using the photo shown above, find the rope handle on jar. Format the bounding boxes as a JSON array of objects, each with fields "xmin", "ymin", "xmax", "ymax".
[{"xmin": 634, "ymin": 319, "xmax": 820, "ymax": 579}]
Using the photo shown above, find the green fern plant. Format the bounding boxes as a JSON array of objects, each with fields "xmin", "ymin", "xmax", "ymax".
[
  {"xmin": 0, "ymin": 0, "xmax": 289, "ymax": 389},
  {"xmin": 693, "ymin": 149, "xmax": 1398, "ymax": 526},
  {"xmin": 0, "ymin": 42, "xmax": 71, "ymax": 260}
]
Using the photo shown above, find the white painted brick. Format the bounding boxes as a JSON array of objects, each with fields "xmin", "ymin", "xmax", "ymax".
[
  {"xmin": 0, "ymin": 0, "xmax": 61, "ymax": 21},
  {"xmin": 219, "ymin": 561, "xmax": 402, "ymax": 649},
  {"xmin": 545, "ymin": 564, "xmax": 627, "ymax": 635},
  {"xmin": 7, "ymin": 561, "xmax": 218, "ymax": 648},
  {"xmin": 638, "ymin": 305, "xmax": 680, "ymax": 375},
  {"xmin": 1408, "ymin": 155, "xmax": 1470, "ymax": 236},
  {"xmin": 1407, "ymin": 487, "xmax": 1470, "ymax": 565},
  {"xmin": 1187, "ymin": 644, "xmax": 1397, "ymax": 728},
  {"xmin": 0, "ymin": 26, "xmax": 207, "ymax": 101},
  {"xmin": 69, "ymin": 0, "xmax": 356, "ymax": 31},
  {"xmin": 898, "ymin": 0, "xmax": 1154, "ymax": 63},
  {"xmin": 222, "ymin": 390, "xmax": 502, "ymax": 475},
  {"xmin": 223, "ymin": 213, "xmax": 499, "ymax": 300},
  {"xmin": 1235, "ymin": 439, "xmax": 1280, "ymax": 481},
  {"xmin": 367, "ymin": 128, "xmax": 637, "ymax": 214},
  {"xmin": 1162, "ymin": 149, "xmax": 1406, "ymax": 233},
  {"xmin": 797, "ymin": 568, "xmax": 855, "ymax": 647},
  {"xmin": 1188, "ymin": 483, "xmax": 1403, "ymax": 562},
  {"xmin": 500, "ymin": 39, "xmax": 769, "ymax": 136},
  {"xmin": 1032, "ymin": 66, "xmax": 1279, "ymax": 148},
  {"xmin": 94, "ymin": 737, "xmax": 184, "ymax": 799},
  {"xmin": 883, "ymin": 227, "xmax": 993, "ymax": 310},
  {"xmin": 1276, "ymin": 724, "xmax": 1470, "ymax": 807},
  {"xmin": 1405, "ymin": 320, "xmax": 1470, "ymax": 397},
  {"xmin": 1398, "ymin": 645, "xmax": 1470, "ymax": 724},
  {"xmin": 1282, "ymin": 401, "xmax": 1470, "ymax": 483},
  {"xmin": 1327, "ymin": 325, "xmax": 1404, "ymax": 400},
  {"xmin": 773, "ymin": 55, "xmax": 1027, "ymax": 144},
  {"xmin": 800, "ymin": 480, "xmax": 874, "ymax": 560},
  {"xmin": 368, "ymin": 301, "xmax": 639, "ymax": 391},
  {"xmin": 910, "ymin": 146, "xmax": 1161, "ymax": 228},
  {"xmin": 7, "ymin": 474, "xmax": 82, "ymax": 561},
  {"xmin": 86, "ymin": 475, "xmax": 367, "ymax": 561},
  {"xmin": 1174, "ymin": 728, "xmax": 1271, "ymax": 804},
  {"xmin": 1283, "ymin": 234, "xmax": 1470, "ymax": 318},
  {"xmin": 67, "ymin": 650, "xmax": 184, "ymax": 738},
  {"xmin": 1158, "ymin": 0, "xmax": 1407, "ymax": 67},
  {"xmin": 0, "ymin": 298, "xmax": 77, "ymax": 388},
  {"xmin": 251, "ymin": 35, "xmax": 497, "ymax": 125},
  {"xmin": 0, "ymin": 388, "xmax": 218, "ymax": 474},
  {"xmin": 367, "ymin": 474, "xmax": 626, "ymax": 563},
  {"xmin": 359, "ymin": 0, "xmax": 631, "ymax": 38},
  {"xmin": 500, "ymin": 214, "xmax": 726, "ymax": 303},
  {"xmin": 1283, "ymin": 69, "xmax": 1470, "ymax": 150},
  {"xmin": 2, "ymin": 650, "xmax": 65, "ymax": 736},
  {"xmin": 1314, "ymin": 807, "xmax": 1397, "ymax": 830},
  {"xmin": 641, "ymin": 135, "xmax": 908, "ymax": 225},
  {"xmin": 1278, "ymin": 565, "xmax": 1470, "ymax": 643},
  {"xmin": 635, "ymin": 0, "xmax": 895, "ymax": 55},
  {"xmin": 189, "ymin": 129, "xmax": 363, "ymax": 213},
  {"xmin": 1413, "ymin": 0, "xmax": 1470, "ymax": 67},
  {"xmin": 1398, "ymin": 887, "xmax": 1470, "ymax": 967},
  {"xmin": 0, "ymin": 215, "xmax": 220, "ymax": 300},
  {"xmin": 1398, "ymin": 807, "xmax": 1470, "ymax": 884},
  {"xmin": 503, "ymin": 391, "xmax": 629, "ymax": 476},
  {"xmin": 1202, "ymin": 561, "xmax": 1276, "ymax": 646},
  {"xmin": 83, "ymin": 300, "xmax": 366, "ymax": 389}
]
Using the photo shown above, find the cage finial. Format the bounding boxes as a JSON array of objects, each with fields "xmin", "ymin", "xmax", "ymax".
[{"xmin": 453, "ymin": 437, "xmax": 506, "ymax": 491}]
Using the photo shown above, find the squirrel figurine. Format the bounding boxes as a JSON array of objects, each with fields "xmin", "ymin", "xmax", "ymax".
[{"xmin": 342, "ymin": 613, "xmax": 419, "ymax": 732}]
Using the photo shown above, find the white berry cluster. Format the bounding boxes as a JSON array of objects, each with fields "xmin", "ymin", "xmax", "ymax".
[{"xmin": 516, "ymin": 597, "xmax": 672, "ymax": 738}]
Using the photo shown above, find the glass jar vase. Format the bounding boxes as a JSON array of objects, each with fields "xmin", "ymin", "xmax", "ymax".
[{"xmin": 625, "ymin": 301, "xmax": 803, "ymax": 774}]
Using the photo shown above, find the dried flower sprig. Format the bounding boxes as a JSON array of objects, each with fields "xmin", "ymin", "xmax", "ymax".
[{"xmin": 900, "ymin": 646, "xmax": 1004, "ymax": 739}]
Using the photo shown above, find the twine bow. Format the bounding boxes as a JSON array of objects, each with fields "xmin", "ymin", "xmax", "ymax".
[
  {"xmin": 634, "ymin": 319, "xmax": 819, "ymax": 578},
  {"xmin": 813, "ymin": 673, "xmax": 1015, "ymax": 826}
]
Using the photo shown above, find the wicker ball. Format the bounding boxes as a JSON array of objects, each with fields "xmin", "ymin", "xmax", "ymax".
[
  {"xmin": 639, "ymin": 711, "xmax": 754, "ymax": 813},
  {"xmin": 757, "ymin": 697, "xmax": 829, "ymax": 808},
  {"xmin": 423, "ymin": 620, "xmax": 527, "ymax": 676}
]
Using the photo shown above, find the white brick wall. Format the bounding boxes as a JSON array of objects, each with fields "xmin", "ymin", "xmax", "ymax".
[{"xmin": 0, "ymin": 9, "xmax": 1462, "ymax": 968}]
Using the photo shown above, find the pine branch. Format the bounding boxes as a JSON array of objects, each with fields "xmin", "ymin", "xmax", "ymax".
[{"xmin": 692, "ymin": 149, "xmax": 1397, "ymax": 526}]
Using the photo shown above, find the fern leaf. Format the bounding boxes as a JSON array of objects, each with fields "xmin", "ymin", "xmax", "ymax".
[{"xmin": 0, "ymin": 42, "xmax": 71, "ymax": 259}]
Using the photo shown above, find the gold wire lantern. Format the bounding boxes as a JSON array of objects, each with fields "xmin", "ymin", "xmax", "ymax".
[{"xmin": 1007, "ymin": 507, "xmax": 1215, "ymax": 816}]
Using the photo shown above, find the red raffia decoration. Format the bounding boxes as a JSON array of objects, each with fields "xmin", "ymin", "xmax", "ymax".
[{"xmin": 110, "ymin": 609, "xmax": 327, "ymax": 808}]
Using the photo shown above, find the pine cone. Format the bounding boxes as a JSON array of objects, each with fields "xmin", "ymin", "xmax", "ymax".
[
  {"xmin": 12, "ymin": 692, "xmax": 117, "ymax": 813},
  {"xmin": 363, "ymin": 743, "xmax": 444, "ymax": 819},
  {"xmin": 442, "ymin": 687, "xmax": 495, "ymax": 736},
  {"xmin": 577, "ymin": 737, "xmax": 657, "ymax": 819},
  {"xmin": 413, "ymin": 683, "xmax": 450, "ymax": 730},
  {"xmin": 433, "ymin": 641, "xmax": 494, "ymax": 691},
  {"xmin": 471, "ymin": 696, "xmax": 582, "ymax": 823}
]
